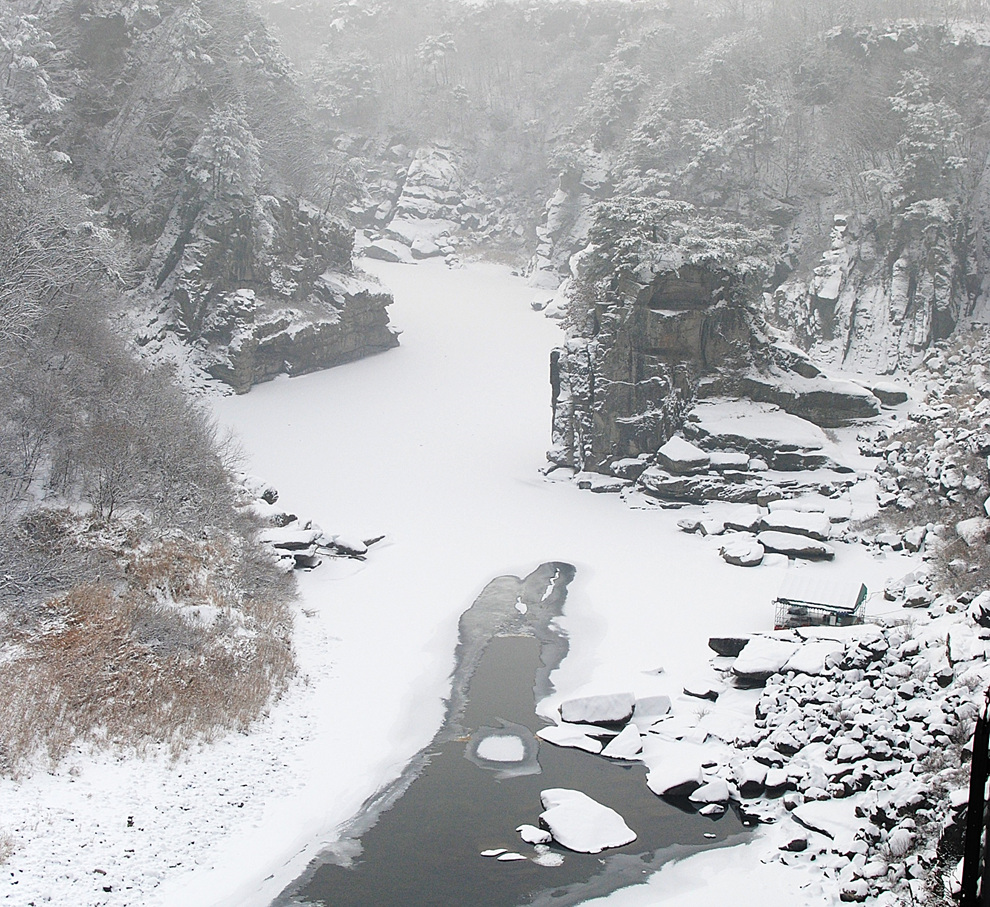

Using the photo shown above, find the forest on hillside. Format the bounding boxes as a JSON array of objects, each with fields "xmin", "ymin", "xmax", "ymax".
[{"xmin": 270, "ymin": 0, "xmax": 990, "ymax": 371}]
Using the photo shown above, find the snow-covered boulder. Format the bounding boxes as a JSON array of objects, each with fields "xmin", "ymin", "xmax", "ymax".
[
  {"xmin": 957, "ymin": 517, "xmax": 990, "ymax": 547},
  {"xmin": 363, "ymin": 238, "xmax": 413, "ymax": 263},
  {"xmin": 601, "ymin": 723, "xmax": 643, "ymax": 759},
  {"xmin": 410, "ymin": 236, "xmax": 442, "ymax": 258},
  {"xmin": 517, "ymin": 824, "xmax": 552, "ymax": 846},
  {"xmin": 757, "ymin": 531, "xmax": 835, "ymax": 560},
  {"xmin": 732, "ymin": 637, "xmax": 800, "ymax": 683},
  {"xmin": 539, "ymin": 789, "xmax": 636, "ymax": 853},
  {"xmin": 646, "ymin": 752, "xmax": 705, "ymax": 797},
  {"xmin": 723, "ymin": 504, "xmax": 764, "ymax": 533},
  {"xmin": 760, "ymin": 510, "xmax": 832, "ymax": 542},
  {"xmin": 559, "ymin": 693, "xmax": 635, "ymax": 727},
  {"xmin": 781, "ymin": 641, "xmax": 844, "ymax": 675},
  {"xmin": 870, "ymin": 381, "xmax": 909, "ymax": 406},
  {"xmin": 709, "ymin": 451, "xmax": 751, "ymax": 472},
  {"xmin": 656, "ymin": 436, "xmax": 711, "ymax": 475},
  {"xmin": 719, "ymin": 534, "xmax": 765, "ymax": 567},
  {"xmin": 329, "ymin": 534, "xmax": 369, "ymax": 557},
  {"xmin": 631, "ymin": 695, "xmax": 672, "ymax": 728},
  {"xmin": 688, "ymin": 778, "xmax": 731, "ymax": 804},
  {"xmin": 536, "ymin": 724, "xmax": 604, "ymax": 754}
]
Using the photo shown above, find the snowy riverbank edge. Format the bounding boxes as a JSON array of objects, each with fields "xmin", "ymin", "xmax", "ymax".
[{"xmin": 0, "ymin": 258, "xmax": 967, "ymax": 907}]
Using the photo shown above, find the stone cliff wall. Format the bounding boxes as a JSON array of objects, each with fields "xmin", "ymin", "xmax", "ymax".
[
  {"xmin": 142, "ymin": 196, "xmax": 397, "ymax": 392},
  {"xmin": 549, "ymin": 265, "xmax": 762, "ymax": 471},
  {"xmin": 766, "ymin": 212, "xmax": 963, "ymax": 373}
]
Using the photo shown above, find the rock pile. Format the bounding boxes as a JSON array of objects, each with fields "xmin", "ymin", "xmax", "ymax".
[
  {"xmin": 352, "ymin": 144, "xmax": 525, "ymax": 267},
  {"xmin": 564, "ymin": 399, "xmax": 862, "ymax": 510},
  {"xmin": 678, "ymin": 497, "xmax": 848, "ymax": 566},
  {"xmin": 534, "ymin": 614, "xmax": 987, "ymax": 904},
  {"xmin": 235, "ymin": 473, "xmax": 382, "ymax": 570}
]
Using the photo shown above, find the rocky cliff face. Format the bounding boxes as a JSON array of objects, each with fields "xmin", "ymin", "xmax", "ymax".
[
  {"xmin": 139, "ymin": 196, "xmax": 397, "ymax": 392},
  {"xmin": 546, "ymin": 199, "xmax": 884, "ymax": 474},
  {"xmin": 765, "ymin": 211, "xmax": 964, "ymax": 374},
  {"xmin": 550, "ymin": 264, "xmax": 759, "ymax": 471}
]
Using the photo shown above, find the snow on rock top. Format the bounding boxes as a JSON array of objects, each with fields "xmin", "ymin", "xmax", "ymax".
[
  {"xmin": 559, "ymin": 692, "xmax": 635, "ymax": 726},
  {"xmin": 760, "ymin": 509, "xmax": 832, "ymax": 542},
  {"xmin": 536, "ymin": 724, "xmax": 604, "ymax": 754},
  {"xmin": 732, "ymin": 636, "xmax": 800, "ymax": 682},
  {"xmin": 644, "ymin": 740, "xmax": 706, "ymax": 797},
  {"xmin": 656, "ymin": 436, "xmax": 711, "ymax": 475},
  {"xmin": 538, "ymin": 788, "xmax": 636, "ymax": 854},
  {"xmin": 781, "ymin": 640, "xmax": 844, "ymax": 675},
  {"xmin": 601, "ymin": 723, "xmax": 643, "ymax": 759}
]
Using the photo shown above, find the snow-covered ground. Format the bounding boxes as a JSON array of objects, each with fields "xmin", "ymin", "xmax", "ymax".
[{"xmin": 0, "ymin": 258, "xmax": 917, "ymax": 907}]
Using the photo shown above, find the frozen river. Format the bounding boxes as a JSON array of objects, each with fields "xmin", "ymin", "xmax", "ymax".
[{"xmin": 173, "ymin": 257, "xmax": 906, "ymax": 907}]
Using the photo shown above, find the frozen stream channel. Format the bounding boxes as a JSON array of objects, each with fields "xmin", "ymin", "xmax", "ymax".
[{"xmin": 161, "ymin": 257, "xmax": 911, "ymax": 907}]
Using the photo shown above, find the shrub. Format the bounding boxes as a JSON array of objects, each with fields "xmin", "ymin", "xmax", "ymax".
[{"xmin": 0, "ymin": 534, "xmax": 294, "ymax": 776}]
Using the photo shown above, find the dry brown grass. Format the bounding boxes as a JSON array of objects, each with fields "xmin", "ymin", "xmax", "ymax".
[{"xmin": 0, "ymin": 535, "xmax": 294, "ymax": 776}]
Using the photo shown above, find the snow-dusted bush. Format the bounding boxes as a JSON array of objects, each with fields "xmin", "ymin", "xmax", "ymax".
[{"xmin": 0, "ymin": 531, "xmax": 294, "ymax": 776}]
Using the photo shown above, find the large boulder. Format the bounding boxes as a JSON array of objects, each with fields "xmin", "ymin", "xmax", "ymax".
[
  {"xmin": 732, "ymin": 636, "xmax": 799, "ymax": 683},
  {"xmin": 719, "ymin": 534, "xmax": 765, "ymax": 567},
  {"xmin": 686, "ymin": 400, "xmax": 837, "ymax": 470},
  {"xmin": 656, "ymin": 436, "xmax": 710, "ymax": 475},
  {"xmin": 757, "ymin": 531, "xmax": 835, "ymax": 560},
  {"xmin": 559, "ymin": 693, "xmax": 635, "ymax": 727},
  {"xmin": 760, "ymin": 510, "xmax": 832, "ymax": 542},
  {"xmin": 539, "ymin": 789, "xmax": 637, "ymax": 853},
  {"xmin": 737, "ymin": 371, "xmax": 881, "ymax": 427},
  {"xmin": 364, "ymin": 238, "xmax": 413, "ymax": 263}
]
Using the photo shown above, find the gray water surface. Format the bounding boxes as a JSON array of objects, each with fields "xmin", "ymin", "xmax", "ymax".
[{"xmin": 275, "ymin": 563, "xmax": 747, "ymax": 907}]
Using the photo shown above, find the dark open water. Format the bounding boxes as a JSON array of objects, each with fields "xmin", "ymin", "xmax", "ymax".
[{"xmin": 274, "ymin": 563, "xmax": 747, "ymax": 907}]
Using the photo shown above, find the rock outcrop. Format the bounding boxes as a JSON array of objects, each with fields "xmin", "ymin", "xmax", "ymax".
[
  {"xmin": 766, "ymin": 211, "xmax": 964, "ymax": 374},
  {"xmin": 549, "ymin": 261, "xmax": 761, "ymax": 471},
  {"xmin": 139, "ymin": 198, "xmax": 398, "ymax": 392},
  {"xmin": 549, "ymin": 246, "xmax": 880, "ymax": 474}
]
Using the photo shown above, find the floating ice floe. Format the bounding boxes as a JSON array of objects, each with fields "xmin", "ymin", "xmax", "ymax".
[{"xmin": 476, "ymin": 735, "xmax": 526, "ymax": 763}]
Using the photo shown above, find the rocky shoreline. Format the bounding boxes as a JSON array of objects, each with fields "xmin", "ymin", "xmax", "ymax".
[{"xmin": 536, "ymin": 332, "xmax": 990, "ymax": 906}]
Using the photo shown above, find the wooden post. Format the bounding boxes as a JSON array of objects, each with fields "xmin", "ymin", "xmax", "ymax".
[{"xmin": 962, "ymin": 692, "xmax": 990, "ymax": 907}]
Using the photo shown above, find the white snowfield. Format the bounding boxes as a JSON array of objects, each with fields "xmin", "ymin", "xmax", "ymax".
[{"xmin": 0, "ymin": 258, "xmax": 917, "ymax": 907}]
